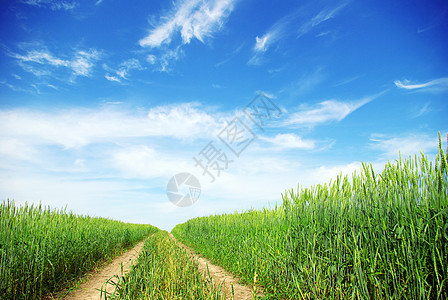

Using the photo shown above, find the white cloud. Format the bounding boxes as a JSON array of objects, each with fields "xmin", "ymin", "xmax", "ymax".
[
  {"xmin": 9, "ymin": 48, "xmax": 101, "ymax": 80},
  {"xmin": 158, "ymin": 47, "xmax": 184, "ymax": 72},
  {"xmin": 71, "ymin": 49, "xmax": 101, "ymax": 77},
  {"xmin": 316, "ymin": 31, "xmax": 331, "ymax": 37},
  {"xmin": 248, "ymin": 33, "xmax": 278, "ymax": 65},
  {"xmin": 119, "ymin": 58, "xmax": 143, "ymax": 75},
  {"xmin": 113, "ymin": 145, "xmax": 191, "ymax": 179},
  {"xmin": 11, "ymin": 49, "xmax": 69, "ymax": 66},
  {"xmin": 261, "ymin": 133, "xmax": 315, "ymax": 149},
  {"xmin": 252, "ymin": 14, "xmax": 291, "ymax": 53},
  {"xmin": 248, "ymin": 12, "xmax": 293, "ymax": 65},
  {"xmin": 307, "ymin": 162, "xmax": 361, "ymax": 184},
  {"xmin": 254, "ymin": 34, "xmax": 271, "ymax": 52},
  {"xmin": 138, "ymin": 0, "xmax": 236, "ymax": 70},
  {"xmin": 298, "ymin": 2, "xmax": 348, "ymax": 37},
  {"xmin": 215, "ymin": 43, "xmax": 245, "ymax": 67},
  {"xmin": 283, "ymin": 92, "xmax": 384, "ymax": 127},
  {"xmin": 104, "ymin": 58, "xmax": 144, "ymax": 82},
  {"xmin": 332, "ymin": 75, "xmax": 360, "ymax": 87},
  {"xmin": 414, "ymin": 102, "xmax": 431, "ymax": 117},
  {"xmin": 394, "ymin": 77, "xmax": 448, "ymax": 93},
  {"xmin": 105, "ymin": 74, "xmax": 120, "ymax": 82},
  {"xmin": 248, "ymin": 2, "xmax": 349, "ymax": 66},
  {"xmin": 147, "ymin": 54, "xmax": 157, "ymax": 64},
  {"xmin": 0, "ymin": 103, "xmax": 222, "ymax": 151},
  {"xmin": 146, "ymin": 102, "xmax": 220, "ymax": 138},
  {"xmin": 370, "ymin": 133, "xmax": 437, "ymax": 158},
  {"xmin": 289, "ymin": 100, "xmax": 359, "ymax": 124},
  {"xmin": 284, "ymin": 67, "xmax": 327, "ymax": 95},
  {"xmin": 23, "ymin": 0, "xmax": 77, "ymax": 11},
  {"xmin": 139, "ymin": 0, "xmax": 236, "ymax": 48},
  {"xmin": 0, "ymin": 137, "xmax": 38, "ymax": 163}
]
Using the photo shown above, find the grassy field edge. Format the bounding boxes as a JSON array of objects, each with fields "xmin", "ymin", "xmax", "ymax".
[
  {"xmin": 172, "ymin": 136, "xmax": 448, "ymax": 299},
  {"xmin": 0, "ymin": 201, "xmax": 159, "ymax": 299}
]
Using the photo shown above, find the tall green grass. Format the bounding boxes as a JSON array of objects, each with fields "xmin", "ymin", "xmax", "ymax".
[
  {"xmin": 108, "ymin": 231, "xmax": 226, "ymax": 299},
  {"xmin": 173, "ymin": 134, "xmax": 448, "ymax": 299},
  {"xmin": 0, "ymin": 201, "xmax": 158, "ymax": 299}
]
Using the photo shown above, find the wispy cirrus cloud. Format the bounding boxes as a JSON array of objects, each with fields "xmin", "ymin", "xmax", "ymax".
[
  {"xmin": 23, "ymin": 0, "xmax": 77, "ymax": 11},
  {"xmin": 105, "ymin": 74, "xmax": 120, "ymax": 82},
  {"xmin": 139, "ymin": 0, "xmax": 236, "ymax": 48},
  {"xmin": 139, "ymin": 0, "xmax": 236, "ymax": 70},
  {"xmin": 413, "ymin": 102, "xmax": 431, "ymax": 118},
  {"xmin": 155, "ymin": 47, "xmax": 184, "ymax": 72},
  {"xmin": 394, "ymin": 77, "xmax": 448, "ymax": 93},
  {"xmin": 140, "ymin": 47, "xmax": 184, "ymax": 72},
  {"xmin": 253, "ymin": 30, "xmax": 281, "ymax": 53},
  {"xmin": 248, "ymin": 12, "xmax": 295, "ymax": 66},
  {"xmin": 283, "ymin": 91, "xmax": 385, "ymax": 128},
  {"xmin": 249, "ymin": 2, "xmax": 349, "ymax": 66},
  {"xmin": 282, "ymin": 67, "xmax": 327, "ymax": 96},
  {"xmin": 215, "ymin": 42, "xmax": 245, "ymax": 67},
  {"xmin": 297, "ymin": 2, "xmax": 349, "ymax": 37},
  {"xmin": 332, "ymin": 75, "xmax": 360, "ymax": 87},
  {"xmin": 70, "ymin": 50, "xmax": 101, "ymax": 77},
  {"xmin": 9, "ymin": 47, "xmax": 101, "ymax": 82},
  {"xmin": 104, "ymin": 58, "xmax": 144, "ymax": 83}
]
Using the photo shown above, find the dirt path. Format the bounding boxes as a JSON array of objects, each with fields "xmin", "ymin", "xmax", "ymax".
[
  {"xmin": 169, "ymin": 233, "xmax": 263, "ymax": 300},
  {"xmin": 63, "ymin": 240, "xmax": 146, "ymax": 300}
]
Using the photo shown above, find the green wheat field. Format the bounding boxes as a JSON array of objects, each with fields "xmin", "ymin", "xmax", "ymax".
[{"xmin": 1, "ymin": 134, "xmax": 447, "ymax": 299}]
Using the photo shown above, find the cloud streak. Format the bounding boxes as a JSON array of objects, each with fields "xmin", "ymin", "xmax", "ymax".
[
  {"xmin": 248, "ymin": 12, "xmax": 294, "ymax": 65},
  {"xmin": 298, "ymin": 2, "xmax": 348, "ymax": 37},
  {"xmin": 249, "ymin": 2, "xmax": 349, "ymax": 65},
  {"xmin": 394, "ymin": 77, "xmax": 448, "ymax": 93},
  {"xmin": 23, "ymin": 0, "xmax": 77, "ymax": 11},
  {"xmin": 9, "ymin": 48, "xmax": 101, "ymax": 81},
  {"xmin": 283, "ymin": 91, "xmax": 385, "ymax": 127},
  {"xmin": 138, "ymin": 0, "xmax": 236, "ymax": 71},
  {"xmin": 104, "ymin": 58, "xmax": 144, "ymax": 82},
  {"xmin": 139, "ymin": 0, "xmax": 236, "ymax": 48}
]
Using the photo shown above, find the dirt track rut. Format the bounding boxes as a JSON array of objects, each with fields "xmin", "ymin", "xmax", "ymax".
[
  {"xmin": 169, "ymin": 233, "xmax": 263, "ymax": 300},
  {"xmin": 63, "ymin": 241, "xmax": 145, "ymax": 299},
  {"xmin": 64, "ymin": 234, "xmax": 261, "ymax": 300}
]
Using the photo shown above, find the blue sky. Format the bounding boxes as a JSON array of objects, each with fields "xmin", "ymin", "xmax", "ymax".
[{"xmin": 0, "ymin": 0, "xmax": 447, "ymax": 230}]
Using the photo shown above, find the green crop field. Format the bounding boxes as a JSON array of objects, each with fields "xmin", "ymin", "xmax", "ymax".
[
  {"xmin": 108, "ymin": 231, "xmax": 226, "ymax": 299},
  {"xmin": 0, "ymin": 201, "xmax": 158, "ymax": 299},
  {"xmin": 172, "ymin": 135, "xmax": 448, "ymax": 299}
]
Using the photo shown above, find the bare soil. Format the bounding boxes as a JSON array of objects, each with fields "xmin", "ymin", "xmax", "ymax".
[
  {"xmin": 63, "ymin": 240, "xmax": 145, "ymax": 300},
  {"xmin": 169, "ymin": 233, "xmax": 263, "ymax": 300}
]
